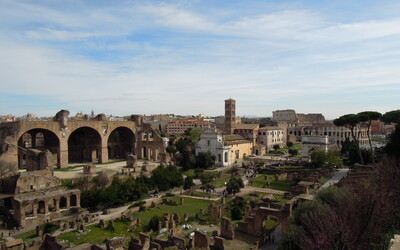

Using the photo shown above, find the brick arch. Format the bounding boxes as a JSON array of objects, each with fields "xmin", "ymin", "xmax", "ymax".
[
  {"xmin": 67, "ymin": 127, "xmax": 102, "ymax": 164},
  {"xmin": 37, "ymin": 200, "xmax": 46, "ymax": 214},
  {"xmin": 17, "ymin": 128, "xmax": 61, "ymax": 169},
  {"xmin": 253, "ymin": 207, "xmax": 289, "ymax": 235},
  {"xmin": 106, "ymin": 126, "xmax": 136, "ymax": 160}
]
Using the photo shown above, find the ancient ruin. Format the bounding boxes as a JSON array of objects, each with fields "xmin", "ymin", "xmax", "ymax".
[{"xmin": 0, "ymin": 110, "xmax": 169, "ymax": 170}]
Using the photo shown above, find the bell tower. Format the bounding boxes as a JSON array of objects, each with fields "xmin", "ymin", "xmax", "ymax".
[{"xmin": 224, "ymin": 98, "xmax": 236, "ymax": 135}]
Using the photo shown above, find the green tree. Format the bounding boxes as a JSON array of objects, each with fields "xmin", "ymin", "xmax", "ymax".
[
  {"xmin": 357, "ymin": 111, "xmax": 382, "ymax": 162},
  {"xmin": 183, "ymin": 176, "xmax": 195, "ymax": 190},
  {"xmin": 148, "ymin": 215, "xmax": 162, "ymax": 231},
  {"xmin": 226, "ymin": 177, "xmax": 244, "ymax": 195},
  {"xmin": 334, "ymin": 114, "xmax": 364, "ymax": 164},
  {"xmin": 287, "ymin": 141, "xmax": 294, "ymax": 147},
  {"xmin": 380, "ymin": 110, "xmax": 400, "ymax": 162},
  {"xmin": 166, "ymin": 145, "xmax": 177, "ymax": 155},
  {"xmin": 380, "ymin": 110, "xmax": 400, "ymax": 124},
  {"xmin": 310, "ymin": 151, "xmax": 342, "ymax": 169},
  {"xmin": 288, "ymin": 148, "xmax": 298, "ymax": 156},
  {"xmin": 195, "ymin": 151, "xmax": 216, "ymax": 169},
  {"xmin": 273, "ymin": 144, "xmax": 280, "ymax": 151},
  {"xmin": 200, "ymin": 171, "xmax": 217, "ymax": 185},
  {"xmin": 385, "ymin": 124, "xmax": 400, "ymax": 162}
]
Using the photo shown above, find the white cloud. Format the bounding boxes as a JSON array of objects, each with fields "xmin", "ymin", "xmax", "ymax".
[{"xmin": 0, "ymin": 1, "xmax": 400, "ymax": 117}]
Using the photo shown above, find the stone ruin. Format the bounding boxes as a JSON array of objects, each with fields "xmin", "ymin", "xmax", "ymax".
[
  {"xmin": 208, "ymin": 204, "xmax": 226, "ymax": 221},
  {"xmin": 162, "ymin": 198, "xmax": 178, "ymax": 206},
  {"xmin": 127, "ymin": 154, "xmax": 138, "ymax": 168},
  {"xmin": 128, "ymin": 232, "xmax": 186, "ymax": 250},
  {"xmin": 192, "ymin": 230, "xmax": 210, "ymax": 250},
  {"xmin": 275, "ymin": 172, "xmax": 288, "ymax": 181},
  {"xmin": 83, "ymin": 164, "xmax": 96, "ymax": 175},
  {"xmin": 213, "ymin": 236, "xmax": 225, "ymax": 250},
  {"xmin": 220, "ymin": 217, "xmax": 234, "ymax": 240},
  {"xmin": 106, "ymin": 237, "xmax": 125, "ymax": 250}
]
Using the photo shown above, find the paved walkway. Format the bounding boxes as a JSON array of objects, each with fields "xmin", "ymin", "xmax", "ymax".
[
  {"xmin": 53, "ymin": 160, "xmax": 160, "ymax": 179},
  {"xmin": 320, "ymin": 168, "xmax": 350, "ymax": 189},
  {"xmin": 261, "ymin": 225, "xmax": 282, "ymax": 250}
]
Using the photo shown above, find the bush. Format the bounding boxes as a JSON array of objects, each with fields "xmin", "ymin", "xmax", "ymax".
[
  {"xmin": 288, "ymin": 148, "xmax": 298, "ymax": 156},
  {"xmin": 139, "ymin": 205, "xmax": 147, "ymax": 212},
  {"xmin": 230, "ymin": 205, "xmax": 244, "ymax": 220},
  {"xmin": 194, "ymin": 168, "xmax": 205, "ymax": 178},
  {"xmin": 148, "ymin": 216, "xmax": 162, "ymax": 231},
  {"xmin": 184, "ymin": 176, "xmax": 195, "ymax": 190},
  {"xmin": 273, "ymin": 144, "xmax": 280, "ymax": 150},
  {"xmin": 43, "ymin": 223, "xmax": 59, "ymax": 234},
  {"xmin": 287, "ymin": 141, "xmax": 294, "ymax": 147}
]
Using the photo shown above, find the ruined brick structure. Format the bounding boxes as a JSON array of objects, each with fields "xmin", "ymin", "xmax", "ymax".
[
  {"xmin": 0, "ymin": 110, "xmax": 168, "ymax": 170},
  {"xmin": 0, "ymin": 168, "xmax": 81, "ymax": 228}
]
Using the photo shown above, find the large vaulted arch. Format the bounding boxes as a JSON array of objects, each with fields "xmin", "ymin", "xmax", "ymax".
[
  {"xmin": 17, "ymin": 129, "xmax": 60, "ymax": 169},
  {"xmin": 107, "ymin": 127, "xmax": 135, "ymax": 160},
  {"xmin": 68, "ymin": 127, "xmax": 101, "ymax": 163}
]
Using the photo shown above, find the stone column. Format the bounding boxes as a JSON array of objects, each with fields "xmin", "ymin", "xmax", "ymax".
[
  {"xmin": 100, "ymin": 137, "xmax": 108, "ymax": 163},
  {"xmin": 55, "ymin": 199, "xmax": 60, "ymax": 211},
  {"xmin": 66, "ymin": 197, "xmax": 70, "ymax": 209},
  {"xmin": 33, "ymin": 203, "xmax": 38, "ymax": 217},
  {"xmin": 59, "ymin": 137, "xmax": 68, "ymax": 168},
  {"xmin": 45, "ymin": 200, "xmax": 49, "ymax": 214}
]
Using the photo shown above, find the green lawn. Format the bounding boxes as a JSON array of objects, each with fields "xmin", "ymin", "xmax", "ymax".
[
  {"xmin": 251, "ymin": 175, "xmax": 292, "ymax": 191},
  {"xmin": 135, "ymin": 196, "xmax": 213, "ymax": 227},
  {"xmin": 263, "ymin": 219, "xmax": 279, "ymax": 231},
  {"xmin": 58, "ymin": 196, "xmax": 213, "ymax": 245},
  {"xmin": 210, "ymin": 175, "xmax": 231, "ymax": 188},
  {"xmin": 372, "ymin": 136, "xmax": 386, "ymax": 143},
  {"xmin": 185, "ymin": 191, "xmax": 220, "ymax": 199},
  {"xmin": 181, "ymin": 168, "xmax": 198, "ymax": 178},
  {"xmin": 58, "ymin": 220, "xmax": 132, "ymax": 245},
  {"xmin": 15, "ymin": 230, "xmax": 39, "ymax": 245}
]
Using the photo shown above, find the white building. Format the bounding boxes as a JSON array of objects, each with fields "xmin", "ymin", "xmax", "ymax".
[
  {"xmin": 256, "ymin": 126, "xmax": 285, "ymax": 151},
  {"xmin": 195, "ymin": 128, "xmax": 231, "ymax": 167}
]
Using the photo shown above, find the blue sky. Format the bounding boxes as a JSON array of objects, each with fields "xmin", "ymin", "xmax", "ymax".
[{"xmin": 0, "ymin": 0, "xmax": 399, "ymax": 119}]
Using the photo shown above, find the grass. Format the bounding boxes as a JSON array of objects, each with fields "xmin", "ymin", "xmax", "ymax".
[
  {"xmin": 181, "ymin": 168, "xmax": 197, "ymax": 177},
  {"xmin": 58, "ymin": 197, "xmax": 214, "ymax": 245},
  {"xmin": 15, "ymin": 229, "xmax": 39, "ymax": 245},
  {"xmin": 251, "ymin": 174, "xmax": 292, "ymax": 191},
  {"xmin": 210, "ymin": 175, "xmax": 231, "ymax": 188},
  {"xmin": 372, "ymin": 136, "xmax": 386, "ymax": 143},
  {"xmin": 263, "ymin": 219, "xmax": 279, "ymax": 231},
  {"xmin": 58, "ymin": 220, "xmax": 132, "ymax": 246},
  {"xmin": 186, "ymin": 191, "xmax": 219, "ymax": 199},
  {"xmin": 135, "ymin": 196, "xmax": 214, "ymax": 227}
]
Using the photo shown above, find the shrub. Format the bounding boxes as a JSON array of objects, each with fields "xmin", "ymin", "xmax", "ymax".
[{"xmin": 148, "ymin": 216, "xmax": 162, "ymax": 231}]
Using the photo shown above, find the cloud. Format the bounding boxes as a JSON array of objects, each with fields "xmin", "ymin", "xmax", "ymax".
[{"xmin": 0, "ymin": 1, "xmax": 400, "ymax": 118}]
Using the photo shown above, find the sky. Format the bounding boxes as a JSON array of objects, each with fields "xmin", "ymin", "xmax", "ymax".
[{"xmin": 0, "ymin": 0, "xmax": 400, "ymax": 119}]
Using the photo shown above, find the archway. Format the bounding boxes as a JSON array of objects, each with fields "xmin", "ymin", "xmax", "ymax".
[
  {"xmin": 68, "ymin": 127, "xmax": 101, "ymax": 163},
  {"xmin": 18, "ymin": 129, "xmax": 60, "ymax": 169},
  {"xmin": 149, "ymin": 148, "xmax": 154, "ymax": 160},
  {"xmin": 59, "ymin": 197, "xmax": 67, "ymax": 209},
  {"xmin": 25, "ymin": 203, "xmax": 34, "ymax": 217},
  {"xmin": 142, "ymin": 147, "xmax": 147, "ymax": 159},
  {"xmin": 70, "ymin": 194, "xmax": 77, "ymax": 207},
  {"xmin": 37, "ymin": 200, "xmax": 46, "ymax": 214},
  {"xmin": 107, "ymin": 127, "xmax": 135, "ymax": 160},
  {"xmin": 48, "ymin": 199, "xmax": 57, "ymax": 212}
]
